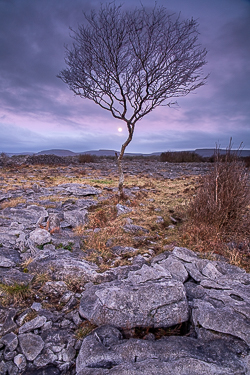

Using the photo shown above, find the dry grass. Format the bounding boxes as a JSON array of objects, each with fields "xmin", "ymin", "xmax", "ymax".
[
  {"xmin": 182, "ymin": 148, "xmax": 250, "ymax": 271},
  {"xmin": 0, "ymin": 282, "xmax": 32, "ymax": 306},
  {"xmin": 74, "ymin": 321, "xmax": 97, "ymax": 339},
  {"xmin": 0, "ymin": 197, "xmax": 26, "ymax": 209},
  {"xmin": 0, "ymin": 162, "xmax": 249, "ymax": 273}
]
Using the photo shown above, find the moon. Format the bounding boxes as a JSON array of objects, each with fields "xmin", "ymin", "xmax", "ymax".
[{"xmin": 118, "ymin": 127, "xmax": 123, "ymax": 132}]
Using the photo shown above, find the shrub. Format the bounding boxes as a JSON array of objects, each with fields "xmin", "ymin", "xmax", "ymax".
[
  {"xmin": 188, "ymin": 147, "xmax": 250, "ymax": 232},
  {"xmin": 160, "ymin": 151, "xmax": 203, "ymax": 163},
  {"xmin": 78, "ymin": 154, "xmax": 96, "ymax": 163}
]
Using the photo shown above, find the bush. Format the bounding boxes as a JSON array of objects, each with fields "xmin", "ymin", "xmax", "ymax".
[
  {"xmin": 188, "ymin": 148, "xmax": 250, "ymax": 232},
  {"xmin": 160, "ymin": 151, "xmax": 203, "ymax": 163},
  {"xmin": 78, "ymin": 154, "xmax": 96, "ymax": 163}
]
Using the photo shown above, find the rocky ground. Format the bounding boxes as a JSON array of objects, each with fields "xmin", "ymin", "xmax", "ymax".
[{"xmin": 0, "ymin": 160, "xmax": 249, "ymax": 374}]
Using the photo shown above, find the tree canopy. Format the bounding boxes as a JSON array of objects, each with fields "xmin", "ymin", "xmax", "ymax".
[{"xmin": 58, "ymin": 3, "xmax": 208, "ymax": 195}]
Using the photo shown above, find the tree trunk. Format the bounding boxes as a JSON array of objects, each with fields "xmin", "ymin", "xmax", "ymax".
[{"xmin": 117, "ymin": 124, "xmax": 134, "ymax": 198}]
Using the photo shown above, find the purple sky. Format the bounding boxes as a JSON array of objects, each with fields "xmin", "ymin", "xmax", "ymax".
[{"xmin": 0, "ymin": 0, "xmax": 250, "ymax": 154}]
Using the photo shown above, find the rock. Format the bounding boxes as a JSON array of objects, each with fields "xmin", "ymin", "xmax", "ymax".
[
  {"xmin": 116, "ymin": 204, "xmax": 132, "ymax": 216},
  {"xmin": 27, "ymin": 249, "xmax": 99, "ymax": 281},
  {"xmin": 19, "ymin": 333, "xmax": 44, "ymax": 361},
  {"xmin": 14, "ymin": 354, "xmax": 27, "ymax": 371},
  {"xmin": 42, "ymin": 281, "xmax": 68, "ymax": 297},
  {"xmin": 31, "ymin": 302, "xmax": 42, "ymax": 311},
  {"xmin": 61, "ymin": 345, "xmax": 76, "ymax": 362},
  {"xmin": 0, "ymin": 309, "xmax": 17, "ymax": 336},
  {"xmin": 0, "ymin": 229, "xmax": 17, "ymax": 247},
  {"xmin": 123, "ymin": 224, "xmax": 149, "ymax": 234},
  {"xmin": 126, "ymin": 263, "xmax": 172, "ymax": 284},
  {"xmin": 79, "ymin": 278, "xmax": 189, "ymax": 328},
  {"xmin": 111, "ymin": 246, "xmax": 138, "ymax": 255},
  {"xmin": 63, "ymin": 209, "xmax": 88, "ymax": 228},
  {"xmin": 76, "ymin": 325, "xmax": 247, "ymax": 375},
  {"xmin": 63, "ymin": 184, "xmax": 101, "ymax": 196},
  {"xmin": 172, "ymin": 246, "xmax": 198, "ymax": 262},
  {"xmin": 0, "ymin": 332, "xmax": 18, "ymax": 351},
  {"xmin": 29, "ymin": 228, "xmax": 52, "ymax": 245},
  {"xmin": 157, "ymin": 255, "xmax": 189, "ymax": 283},
  {"xmin": 19, "ymin": 316, "xmax": 47, "ymax": 334},
  {"xmin": 2, "ymin": 205, "xmax": 48, "ymax": 229},
  {"xmin": 0, "ymin": 247, "xmax": 20, "ymax": 264},
  {"xmin": 0, "ymin": 268, "xmax": 33, "ymax": 286},
  {"xmin": 0, "ymin": 360, "xmax": 7, "ymax": 374},
  {"xmin": 192, "ymin": 300, "xmax": 250, "ymax": 346},
  {"xmin": 33, "ymin": 349, "xmax": 57, "ymax": 367},
  {"xmin": 0, "ymin": 256, "xmax": 15, "ymax": 268},
  {"xmin": 22, "ymin": 365, "xmax": 60, "ymax": 375}
]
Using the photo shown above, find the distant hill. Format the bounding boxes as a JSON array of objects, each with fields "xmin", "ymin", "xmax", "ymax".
[
  {"xmin": 36, "ymin": 149, "xmax": 76, "ymax": 156},
  {"xmin": 5, "ymin": 152, "xmax": 34, "ymax": 157},
  {"xmin": 4, "ymin": 148, "xmax": 250, "ymax": 158},
  {"xmin": 195, "ymin": 149, "xmax": 250, "ymax": 158},
  {"xmin": 80, "ymin": 149, "xmax": 118, "ymax": 156}
]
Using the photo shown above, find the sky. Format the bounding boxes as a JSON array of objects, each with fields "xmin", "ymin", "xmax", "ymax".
[{"xmin": 0, "ymin": 0, "xmax": 250, "ymax": 154}]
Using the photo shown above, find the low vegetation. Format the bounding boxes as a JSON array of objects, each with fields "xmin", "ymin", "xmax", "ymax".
[
  {"xmin": 0, "ymin": 151, "xmax": 249, "ymax": 278},
  {"xmin": 160, "ymin": 151, "xmax": 204, "ymax": 163}
]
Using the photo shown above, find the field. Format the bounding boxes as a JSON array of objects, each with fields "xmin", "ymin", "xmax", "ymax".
[{"xmin": 1, "ymin": 159, "xmax": 249, "ymax": 274}]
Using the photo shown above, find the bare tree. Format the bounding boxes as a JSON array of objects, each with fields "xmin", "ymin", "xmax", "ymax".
[{"xmin": 58, "ymin": 3, "xmax": 207, "ymax": 196}]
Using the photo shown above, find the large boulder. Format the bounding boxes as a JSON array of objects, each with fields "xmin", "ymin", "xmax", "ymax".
[
  {"xmin": 79, "ymin": 269, "xmax": 189, "ymax": 328},
  {"xmin": 76, "ymin": 325, "xmax": 248, "ymax": 374},
  {"xmin": 27, "ymin": 249, "xmax": 99, "ymax": 281}
]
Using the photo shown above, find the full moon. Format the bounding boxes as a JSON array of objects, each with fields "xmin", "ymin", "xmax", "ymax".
[{"xmin": 118, "ymin": 127, "xmax": 122, "ymax": 132}]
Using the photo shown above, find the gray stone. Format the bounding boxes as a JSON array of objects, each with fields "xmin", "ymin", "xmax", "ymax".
[
  {"xmin": 111, "ymin": 246, "xmax": 138, "ymax": 255},
  {"xmin": 76, "ymin": 326, "xmax": 247, "ymax": 375},
  {"xmin": 0, "ymin": 360, "xmax": 7, "ymax": 374},
  {"xmin": 0, "ymin": 309, "xmax": 17, "ymax": 336},
  {"xmin": 201, "ymin": 262, "xmax": 224, "ymax": 280},
  {"xmin": 0, "ymin": 229, "xmax": 17, "ymax": 247},
  {"xmin": 5, "ymin": 361, "xmax": 18, "ymax": 375},
  {"xmin": 27, "ymin": 249, "xmax": 99, "ymax": 281},
  {"xmin": 63, "ymin": 184, "xmax": 101, "ymax": 196},
  {"xmin": 19, "ymin": 315, "xmax": 47, "ymax": 334},
  {"xmin": 31, "ymin": 302, "xmax": 42, "ymax": 311},
  {"xmin": 33, "ymin": 348, "xmax": 57, "ymax": 367},
  {"xmin": 14, "ymin": 354, "xmax": 26, "ymax": 371},
  {"xmin": 79, "ymin": 279, "xmax": 189, "ymax": 328},
  {"xmin": 0, "ymin": 247, "xmax": 20, "ymax": 264},
  {"xmin": 172, "ymin": 246, "xmax": 198, "ymax": 262},
  {"xmin": 116, "ymin": 204, "xmax": 132, "ymax": 216},
  {"xmin": 42, "ymin": 281, "xmax": 68, "ymax": 297},
  {"xmin": 158, "ymin": 255, "xmax": 189, "ymax": 282},
  {"xmin": 21, "ymin": 365, "xmax": 60, "ymax": 374},
  {"xmin": 3, "ymin": 205, "xmax": 48, "ymax": 228},
  {"xmin": 123, "ymin": 224, "xmax": 149, "ymax": 234},
  {"xmin": 0, "ymin": 332, "xmax": 18, "ymax": 351},
  {"xmin": 0, "ymin": 256, "xmax": 15, "ymax": 267},
  {"xmin": 29, "ymin": 228, "xmax": 51, "ymax": 245},
  {"xmin": 192, "ymin": 300, "xmax": 250, "ymax": 346},
  {"xmin": 0, "ymin": 268, "xmax": 33, "ymax": 286},
  {"xmin": 61, "ymin": 345, "xmax": 76, "ymax": 362},
  {"xmin": 19, "ymin": 333, "xmax": 44, "ymax": 361},
  {"xmin": 4, "ymin": 347, "xmax": 16, "ymax": 360},
  {"xmin": 64, "ymin": 209, "xmax": 88, "ymax": 228},
  {"xmin": 126, "ymin": 264, "xmax": 172, "ymax": 284}
]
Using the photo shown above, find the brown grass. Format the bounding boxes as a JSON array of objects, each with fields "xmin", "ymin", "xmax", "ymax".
[
  {"xmin": 0, "ymin": 161, "xmax": 249, "ymax": 274},
  {"xmin": 182, "ymin": 147, "xmax": 250, "ymax": 271}
]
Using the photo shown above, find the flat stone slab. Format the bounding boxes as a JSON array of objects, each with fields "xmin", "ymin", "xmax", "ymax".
[
  {"xmin": 76, "ymin": 325, "xmax": 248, "ymax": 375},
  {"xmin": 79, "ymin": 279, "xmax": 189, "ymax": 328},
  {"xmin": 19, "ymin": 333, "xmax": 44, "ymax": 361},
  {"xmin": 27, "ymin": 249, "xmax": 99, "ymax": 281}
]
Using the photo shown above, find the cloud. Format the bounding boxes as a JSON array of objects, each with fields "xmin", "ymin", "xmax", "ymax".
[{"xmin": 0, "ymin": 0, "xmax": 249, "ymax": 153}]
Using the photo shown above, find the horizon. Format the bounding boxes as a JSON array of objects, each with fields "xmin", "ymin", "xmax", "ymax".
[
  {"xmin": 0, "ymin": 0, "xmax": 250, "ymax": 153},
  {"xmin": 3, "ymin": 146, "xmax": 250, "ymax": 157}
]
